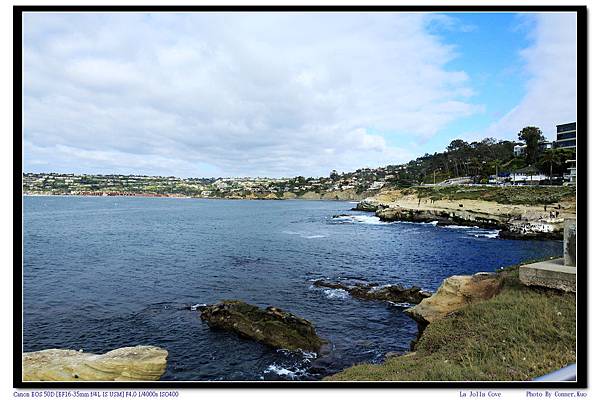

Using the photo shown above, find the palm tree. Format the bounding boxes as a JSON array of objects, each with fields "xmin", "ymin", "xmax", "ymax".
[
  {"xmin": 491, "ymin": 159, "xmax": 502, "ymax": 184},
  {"xmin": 539, "ymin": 150, "xmax": 562, "ymax": 184}
]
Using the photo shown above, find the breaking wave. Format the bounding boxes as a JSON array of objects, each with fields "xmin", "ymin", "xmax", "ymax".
[
  {"xmin": 282, "ymin": 230, "xmax": 328, "ymax": 239},
  {"xmin": 442, "ymin": 225, "xmax": 478, "ymax": 229},
  {"xmin": 323, "ymin": 288, "xmax": 350, "ymax": 300},
  {"xmin": 441, "ymin": 224, "xmax": 499, "ymax": 239},
  {"xmin": 332, "ymin": 215, "xmax": 393, "ymax": 225}
]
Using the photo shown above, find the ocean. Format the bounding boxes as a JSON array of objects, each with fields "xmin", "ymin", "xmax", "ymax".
[{"xmin": 22, "ymin": 196, "xmax": 563, "ymax": 380}]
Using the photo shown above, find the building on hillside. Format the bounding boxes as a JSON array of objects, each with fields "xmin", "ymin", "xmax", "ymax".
[
  {"xmin": 539, "ymin": 140, "xmax": 553, "ymax": 151},
  {"xmin": 553, "ymin": 122, "xmax": 576, "ymax": 186},
  {"xmin": 514, "ymin": 143, "xmax": 527, "ymax": 157},
  {"xmin": 513, "ymin": 141, "xmax": 552, "ymax": 157},
  {"xmin": 554, "ymin": 122, "xmax": 576, "ymax": 151}
]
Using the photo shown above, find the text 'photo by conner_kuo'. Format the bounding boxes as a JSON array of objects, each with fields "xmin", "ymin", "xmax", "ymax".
[{"xmin": 16, "ymin": 7, "xmax": 585, "ymax": 388}]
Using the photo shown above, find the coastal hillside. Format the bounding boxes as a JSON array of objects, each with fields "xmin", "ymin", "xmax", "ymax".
[
  {"xmin": 22, "ymin": 130, "xmax": 575, "ymax": 199},
  {"xmin": 326, "ymin": 267, "xmax": 576, "ymax": 381}
]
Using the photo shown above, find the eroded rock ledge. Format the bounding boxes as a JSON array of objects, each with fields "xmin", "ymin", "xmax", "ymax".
[
  {"xmin": 22, "ymin": 346, "xmax": 168, "ymax": 381},
  {"xmin": 353, "ymin": 198, "xmax": 565, "ymax": 240},
  {"xmin": 199, "ymin": 300, "xmax": 327, "ymax": 354},
  {"xmin": 404, "ymin": 272, "xmax": 503, "ymax": 326},
  {"xmin": 313, "ymin": 279, "xmax": 431, "ymax": 304}
]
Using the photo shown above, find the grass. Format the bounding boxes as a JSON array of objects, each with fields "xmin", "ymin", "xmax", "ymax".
[
  {"xmin": 395, "ymin": 185, "xmax": 576, "ymax": 205},
  {"xmin": 324, "ymin": 268, "xmax": 576, "ymax": 381}
]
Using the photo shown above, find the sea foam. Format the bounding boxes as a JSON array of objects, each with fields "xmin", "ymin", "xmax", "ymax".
[{"xmin": 332, "ymin": 215, "xmax": 390, "ymax": 225}]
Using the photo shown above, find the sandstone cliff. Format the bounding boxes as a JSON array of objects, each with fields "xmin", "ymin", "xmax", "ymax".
[{"xmin": 354, "ymin": 187, "xmax": 575, "ymax": 239}]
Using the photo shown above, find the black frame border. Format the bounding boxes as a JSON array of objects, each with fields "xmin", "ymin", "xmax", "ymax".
[{"xmin": 14, "ymin": 4, "xmax": 588, "ymax": 389}]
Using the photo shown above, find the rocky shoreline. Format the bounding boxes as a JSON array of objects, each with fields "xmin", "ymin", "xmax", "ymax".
[
  {"xmin": 20, "ymin": 271, "xmax": 538, "ymax": 381},
  {"xmin": 353, "ymin": 191, "xmax": 574, "ymax": 240},
  {"xmin": 22, "ymin": 346, "xmax": 168, "ymax": 381},
  {"xmin": 312, "ymin": 279, "xmax": 432, "ymax": 304}
]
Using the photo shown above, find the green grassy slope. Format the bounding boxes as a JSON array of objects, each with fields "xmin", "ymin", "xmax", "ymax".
[{"xmin": 325, "ymin": 269, "xmax": 576, "ymax": 381}]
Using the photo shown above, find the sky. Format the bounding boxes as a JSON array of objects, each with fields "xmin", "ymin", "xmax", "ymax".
[{"xmin": 22, "ymin": 12, "xmax": 578, "ymax": 178}]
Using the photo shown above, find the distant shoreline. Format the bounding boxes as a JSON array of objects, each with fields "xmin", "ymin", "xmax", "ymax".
[
  {"xmin": 22, "ymin": 193, "xmax": 193, "ymax": 199},
  {"xmin": 22, "ymin": 193, "xmax": 361, "ymax": 202}
]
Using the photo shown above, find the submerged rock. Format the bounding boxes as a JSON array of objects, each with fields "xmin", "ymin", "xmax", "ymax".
[
  {"xmin": 405, "ymin": 272, "xmax": 502, "ymax": 325},
  {"xmin": 22, "ymin": 346, "xmax": 168, "ymax": 381},
  {"xmin": 332, "ymin": 214, "xmax": 352, "ymax": 219},
  {"xmin": 200, "ymin": 300, "xmax": 327, "ymax": 354},
  {"xmin": 313, "ymin": 279, "xmax": 431, "ymax": 304}
]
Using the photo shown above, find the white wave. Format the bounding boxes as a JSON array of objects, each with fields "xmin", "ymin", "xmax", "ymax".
[
  {"xmin": 332, "ymin": 215, "xmax": 390, "ymax": 225},
  {"xmin": 387, "ymin": 301, "xmax": 413, "ymax": 308},
  {"xmin": 323, "ymin": 288, "xmax": 350, "ymax": 300},
  {"xmin": 302, "ymin": 234, "xmax": 327, "ymax": 239},
  {"xmin": 276, "ymin": 349, "xmax": 317, "ymax": 359},
  {"xmin": 429, "ymin": 221, "xmax": 439, "ymax": 226},
  {"xmin": 264, "ymin": 364, "xmax": 298, "ymax": 378},
  {"xmin": 442, "ymin": 225, "xmax": 478, "ymax": 229},
  {"xmin": 189, "ymin": 303, "xmax": 206, "ymax": 311},
  {"xmin": 368, "ymin": 284, "xmax": 391, "ymax": 293},
  {"xmin": 284, "ymin": 231, "xmax": 327, "ymax": 239},
  {"xmin": 472, "ymin": 230, "xmax": 500, "ymax": 239}
]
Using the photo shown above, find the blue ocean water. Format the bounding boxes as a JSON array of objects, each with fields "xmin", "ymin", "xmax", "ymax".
[{"xmin": 22, "ymin": 196, "xmax": 562, "ymax": 380}]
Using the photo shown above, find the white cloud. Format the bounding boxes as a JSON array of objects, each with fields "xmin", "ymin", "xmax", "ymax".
[
  {"xmin": 23, "ymin": 12, "xmax": 480, "ymax": 177},
  {"xmin": 483, "ymin": 13, "xmax": 577, "ymax": 141}
]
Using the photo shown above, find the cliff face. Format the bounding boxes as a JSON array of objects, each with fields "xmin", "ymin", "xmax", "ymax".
[{"xmin": 355, "ymin": 188, "xmax": 575, "ymax": 240}]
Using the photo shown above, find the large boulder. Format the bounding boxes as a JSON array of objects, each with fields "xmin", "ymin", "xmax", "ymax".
[
  {"xmin": 200, "ymin": 300, "xmax": 327, "ymax": 354},
  {"xmin": 405, "ymin": 272, "xmax": 502, "ymax": 325},
  {"xmin": 313, "ymin": 279, "xmax": 431, "ymax": 304},
  {"xmin": 22, "ymin": 346, "xmax": 168, "ymax": 381}
]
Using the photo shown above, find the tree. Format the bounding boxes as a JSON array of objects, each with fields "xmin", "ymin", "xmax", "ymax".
[
  {"xmin": 446, "ymin": 139, "xmax": 470, "ymax": 153},
  {"xmin": 538, "ymin": 150, "xmax": 561, "ymax": 183},
  {"xmin": 518, "ymin": 126, "xmax": 546, "ymax": 164},
  {"xmin": 538, "ymin": 148, "xmax": 575, "ymax": 183},
  {"xmin": 490, "ymin": 159, "xmax": 503, "ymax": 183}
]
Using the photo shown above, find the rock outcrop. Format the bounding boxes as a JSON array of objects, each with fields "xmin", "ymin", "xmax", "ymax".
[
  {"xmin": 376, "ymin": 206, "xmax": 502, "ymax": 229},
  {"xmin": 352, "ymin": 198, "xmax": 386, "ymax": 211},
  {"xmin": 372, "ymin": 205, "xmax": 563, "ymax": 240},
  {"xmin": 405, "ymin": 272, "xmax": 502, "ymax": 325},
  {"xmin": 352, "ymin": 189, "xmax": 572, "ymax": 240},
  {"xmin": 199, "ymin": 300, "xmax": 327, "ymax": 354},
  {"xmin": 313, "ymin": 279, "xmax": 431, "ymax": 304},
  {"xmin": 498, "ymin": 220, "xmax": 564, "ymax": 240},
  {"xmin": 22, "ymin": 346, "xmax": 168, "ymax": 381}
]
